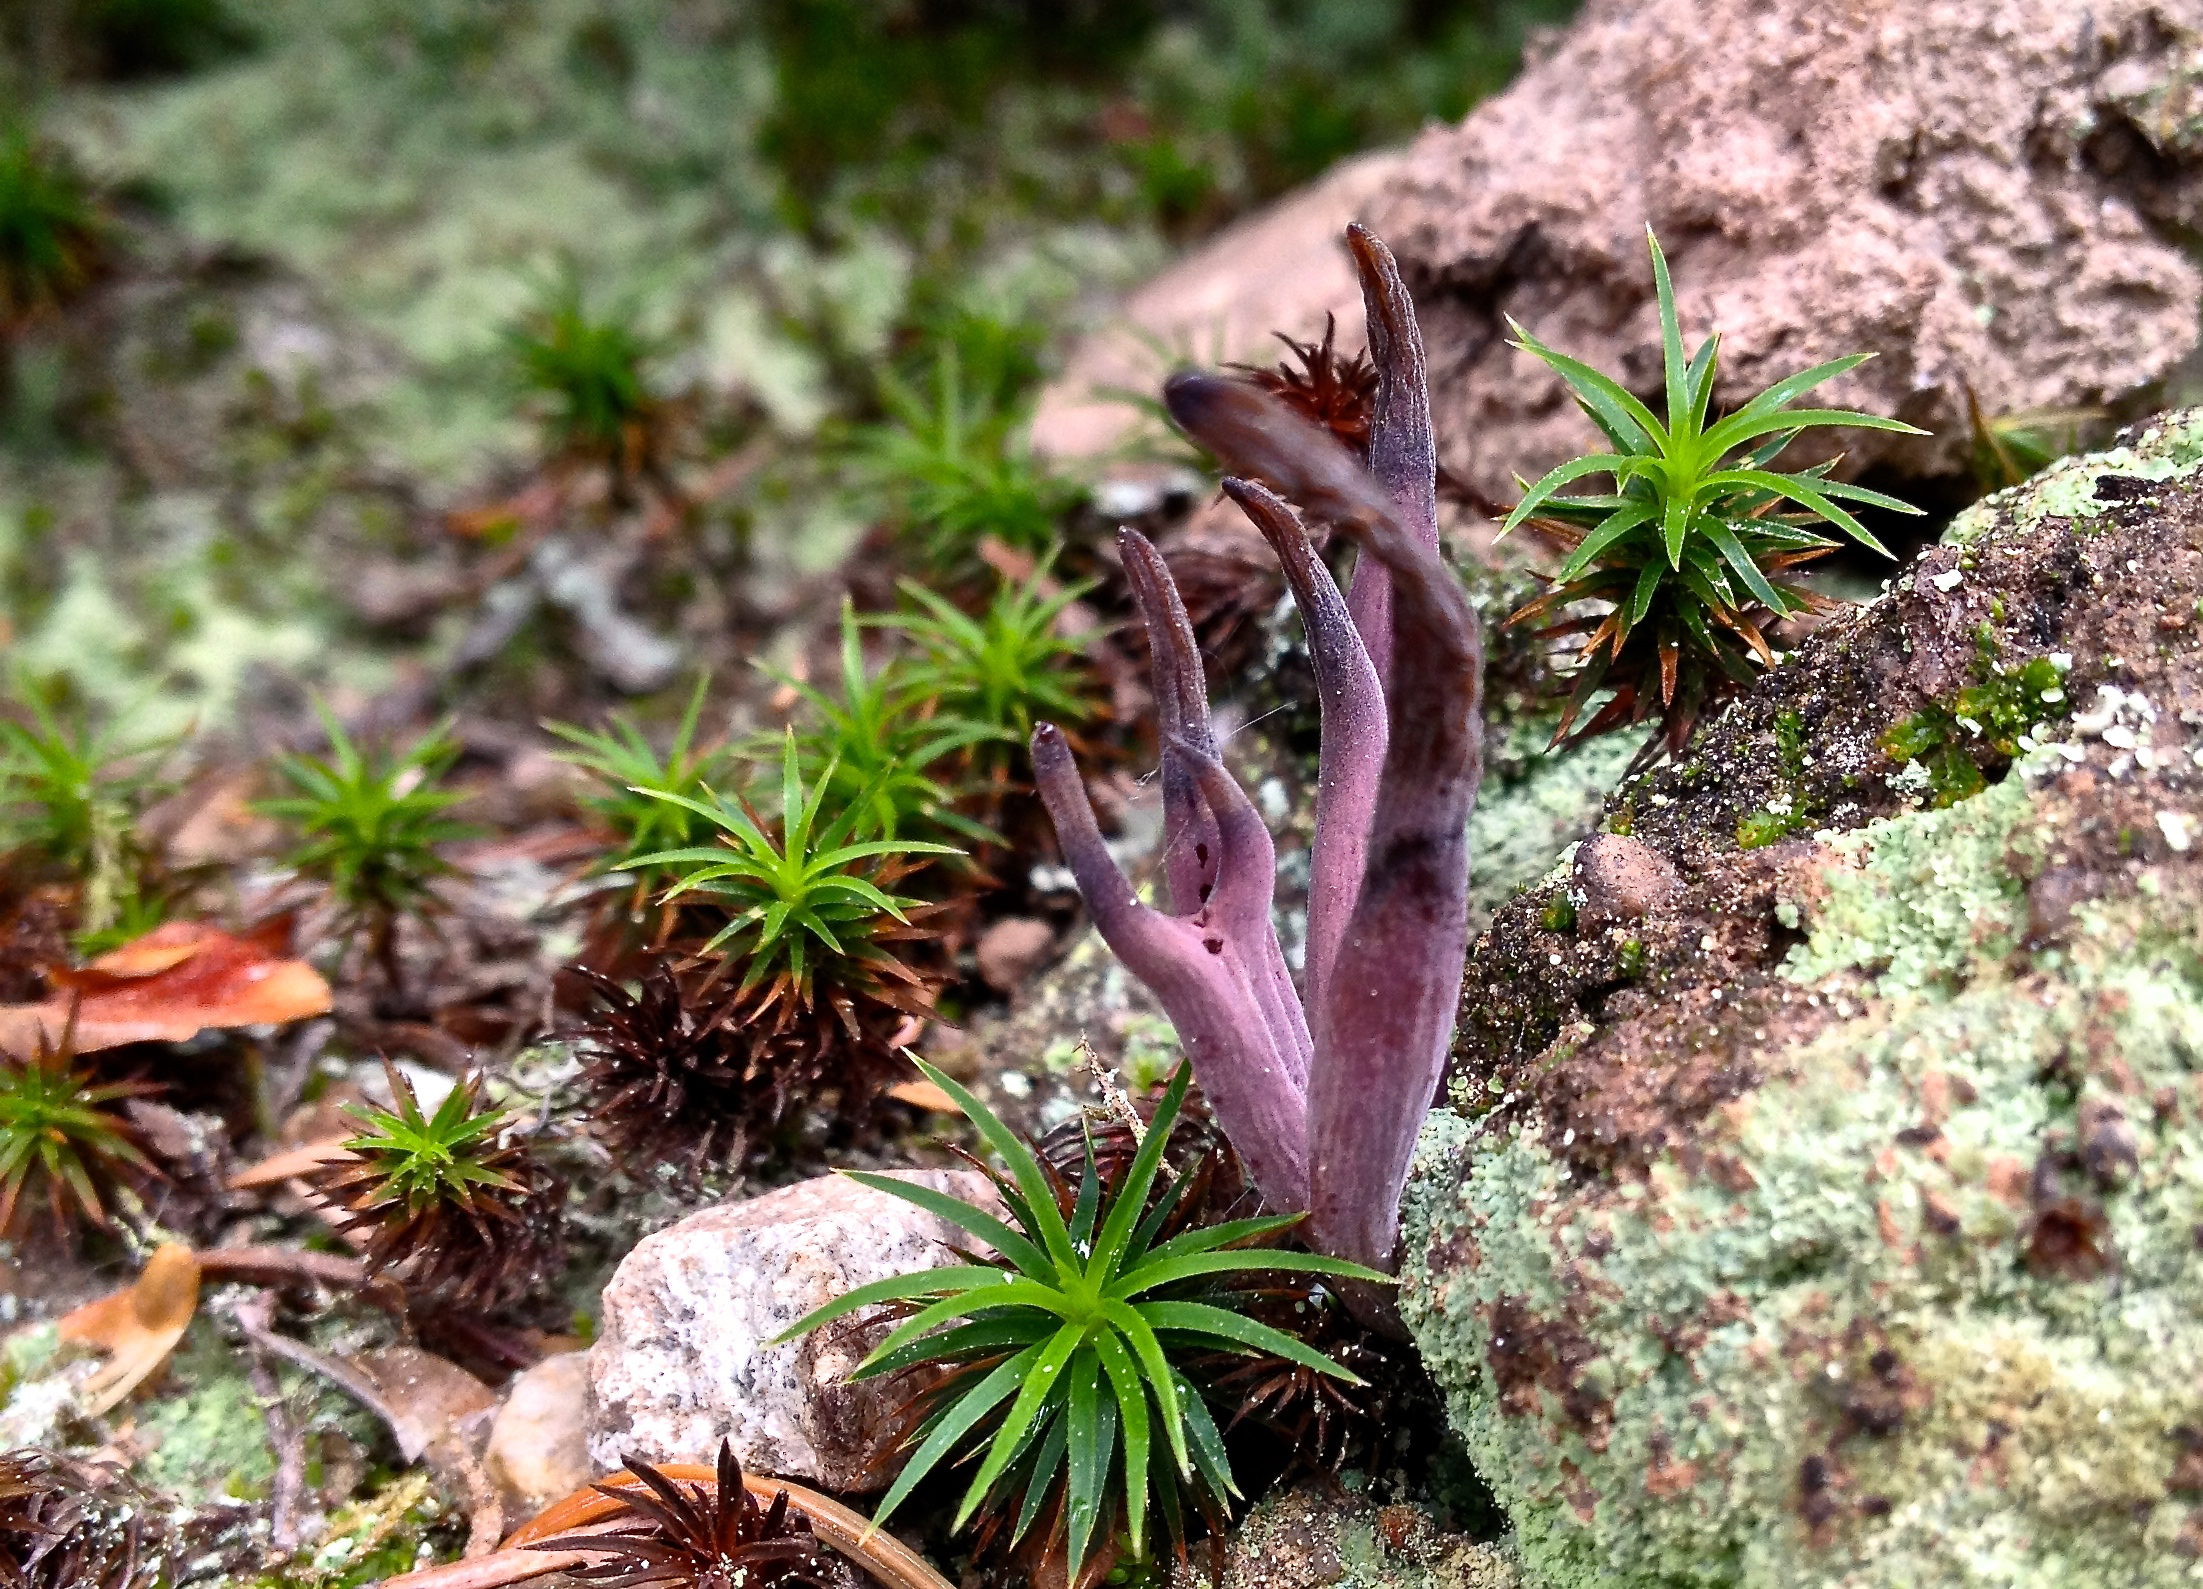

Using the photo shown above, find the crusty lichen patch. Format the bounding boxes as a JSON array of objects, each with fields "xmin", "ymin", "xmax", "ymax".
[
  {"xmin": 1782, "ymin": 771, "xmax": 2036, "ymax": 995},
  {"xmin": 1170, "ymin": 1480, "xmax": 1521, "ymax": 1589},
  {"xmin": 1408, "ymin": 785, "xmax": 2203, "ymax": 1584},
  {"xmin": 1410, "ymin": 414, "xmax": 2203, "ymax": 1587},
  {"xmin": 1945, "ymin": 409, "xmax": 2203, "ymax": 545}
]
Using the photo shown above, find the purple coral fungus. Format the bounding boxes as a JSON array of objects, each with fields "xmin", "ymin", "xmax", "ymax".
[{"xmin": 1029, "ymin": 227, "xmax": 1483, "ymax": 1282}]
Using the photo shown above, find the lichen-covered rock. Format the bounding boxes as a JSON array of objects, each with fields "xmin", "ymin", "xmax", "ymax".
[
  {"xmin": 1039, "ymin": 0, "xmax": 2203, "ymax": 503},
  {"xmin": 1405, "ymin": 413, "xmax": 2203, "ymax": 1586},
  {"xmin": 1171, "ymin": 1482, "xmax": 1519, "ymax": 1589},
  {"xmin": 586, "ymin": 1170, "xmax": 997, "ymax": 1490}
]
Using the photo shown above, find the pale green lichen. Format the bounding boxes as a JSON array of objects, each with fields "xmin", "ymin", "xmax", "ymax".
[
  {"xmin": 1402, "ymin": 760, "xmax": 2203, "ymax": 1588},
  {"xmin": 1782, "ymin": 767, "xmax": 2036, "ymax": 996},
  {"xmin": 1117, "ymin": 1011, "xmax": 1185, "ymax": 1092},
  {"xmin": 1, "ymin": 497, "xmax": 358, "ymax": 737},
  {"xmin": 132, "ymin": 1324, "xmax": 278, "ymax": 1505},
  {"xmin": 0, "ymin": 1320, "xmax": 61, "ymax": 1387},
  {"xmin": 0, "ymin": 1322, "xmax": 90, "ymax": 1450},
  {"xmin": 1944, "ymin": 410, "xmax": 2203, "ymax": 545},
  {"xmin": 51, "ymin": 0, "xmax": 1158, "ymax": 484},
  {"xmin": 1040, "ymin": 1012, "xmax": 1180, "ymax": 1083}
]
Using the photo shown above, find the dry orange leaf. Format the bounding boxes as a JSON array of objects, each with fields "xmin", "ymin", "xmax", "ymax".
[
  {"xmin": 0, "ymin": 920, "xmax": 332, "ymax": 1058},
  {"xmin": 887, "ymin": 1079, "xmax": 959, "ymax": 1113},
  {"xmin": 362, "ymin": 1460, "xmax": 966, "ymax": 1589},
  {"xmin": 501, "ymin": 1463, "xmax": 957, "ymax": 1589},
  {"xmin": 228, "ymin": 1138, "xmax": 357, "ymax": 1191},
  {"xmin": 59, "ymin": 1244, "xmax": 201, "ymax": 1416}
]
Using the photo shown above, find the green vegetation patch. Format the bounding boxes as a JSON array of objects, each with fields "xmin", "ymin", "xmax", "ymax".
[
  {"xmin": 1736, "ymin": 709, "xmax": 1811, "ymax": 849},
  {"xmin": 131, "ymin": 1322, "xmax": 279, "ymax": 1505},
  {"xmin": 258, "ymin": 1472, "xmax": 456, "ymax": 1588},
  {"xmin": 1879, "ymin": 629, "xmax": 2070, "ymax": 808}
]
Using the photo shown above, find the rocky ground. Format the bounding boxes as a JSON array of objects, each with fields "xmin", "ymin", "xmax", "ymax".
[{"xmin": 8, "ymin": 2, "xmax": 2203, "ymax": 1588}]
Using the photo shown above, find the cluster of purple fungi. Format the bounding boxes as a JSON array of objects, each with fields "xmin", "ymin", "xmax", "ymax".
[{"xmin": 1032, "ymin": 226, "xmax": 1485, "ymax": 1307}]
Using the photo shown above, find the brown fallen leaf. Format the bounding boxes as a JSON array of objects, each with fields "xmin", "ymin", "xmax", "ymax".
[
  {"xmin": 0, "ymin": 920, "xmax": 333, "ymax": 1057},
  {"xmin": 887, "ymin": 1079, "xmax": 959, "ymax": 1113},
  {"xmin": 354, "ymin": 1347, "xmax": 506, "ymax": 1555},
  {"xmin": 227, "ymin": 1138, "xmax": 357, "ymax": 1190},
  {"xmin": 357, "ymin": 1347, "xmax": 499, "ymax": 1462},
  {"xmin": 157, "ymin": 768, "xmax": 282, "ymax": 868},
  {"xmin": 58, "ymin": 1244, "xmax": 201, "ymax": 1416},
  {"xmin": 237, "ymin": 1332, "xmax": 508, "ymax": 1556},
  {"xmin": 363, "ymin": 1546, "xmax": 589, "ymax": 1589}
]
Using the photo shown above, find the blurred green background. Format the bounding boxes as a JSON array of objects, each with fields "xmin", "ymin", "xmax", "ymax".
[{"xmin": 0, "ymin": 0, "xmax": 1573, "ymax": 728}]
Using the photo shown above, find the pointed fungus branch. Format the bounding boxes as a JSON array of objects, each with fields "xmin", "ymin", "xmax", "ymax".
[
  {"xmin": 1119, "ymin": 527, "xmax": 1220, "ymax": 919},
  {"xmin": 1166, "ymin": 729, "xmax": 1313, "ymax": 1093},
  {"xmin": 1343, "ymin": 222, "xmax": 1439, "ymax": 685},
  {"xmin": 1029, "ymin": 723, "xmax": 1309, "ymax": 1206},
  {"xmin": 1163, "ymin": 372, "xmax": 1397, "ymax": 538},
  {"xmin": 1221, "ymin": 478, "xmax": 1384, "ymax": 1017},
  {"xmin": 1305, "ymin": 428, "xmax": 1481, "ymax": 1276},
  {"xmin": 1037, "ymin": 229, "xmax": 1485, "ymax": 1307}
]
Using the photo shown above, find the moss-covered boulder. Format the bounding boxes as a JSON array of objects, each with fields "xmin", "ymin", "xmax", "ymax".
[{"xmin": 1404, "ymin": 413, "xmax": 2203, "ymax": 1586}]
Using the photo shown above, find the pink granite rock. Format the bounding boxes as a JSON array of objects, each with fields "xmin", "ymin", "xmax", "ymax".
[
  {"xmin": 974, "ymin": 915, "xmax": 1058, "ymax": 993},
  {"xmin": 1039, "ymin": 0, "xmax": 2203, "ymax": 508}
]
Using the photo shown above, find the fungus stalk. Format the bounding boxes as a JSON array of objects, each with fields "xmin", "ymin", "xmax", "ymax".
[{"xmin": 1030, "ymin": 227, "xmax": 1483, "ymax": 1282}]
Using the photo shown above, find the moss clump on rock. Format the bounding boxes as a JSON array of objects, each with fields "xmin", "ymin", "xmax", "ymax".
[
  {"xmin": 1878, "ymin": 629, "xmax": 2071, "ymax": 808},
  {"xmin": 1404, "ymin": 413, "xmax": 2203, "ymax": 1586}
]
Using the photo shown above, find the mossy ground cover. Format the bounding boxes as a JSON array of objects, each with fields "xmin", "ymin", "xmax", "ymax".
[
  {"xmin": 1, "ymin": 0, "xmax": 1576, "ymax": 736},
  {"xmin": 0, "ymin": 5, "xmax": 1605, "ymax": 1584}
]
